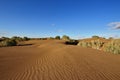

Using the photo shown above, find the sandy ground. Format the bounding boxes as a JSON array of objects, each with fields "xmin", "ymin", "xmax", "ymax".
[{"xmin": 0, "ymin": 40, "xmax": 120, "ymax": 80}]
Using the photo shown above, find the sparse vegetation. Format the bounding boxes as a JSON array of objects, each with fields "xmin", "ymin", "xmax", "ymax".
[
  {"xmin": 48, "ymin": 37, "xmax": 54, "ymax": 40},
  {"xmin": 77, "ymin": 41, "xmax": 89, "ymax": 47},
  {"xmin": 23, "ymin": 37, "xmax": 30, "ymax": 41},
  {"xmin": 1, "ymin": 37, "xmax": 9, "ymax": 41},
  {"xmin": 0, "ymin": 36, "xmax": 30, "ymax": 47},
  {"xmin": 92, "ymin": 35, "xmax": 100, "ymax": 39},
  {"xmin": 77, "ymin": 38, "xmax": 120, "ymax": 54},
  {"xmin": 0, "ymin": 35, "xmax": 120, "ymax": 54},
  {"xmin": 78, "ymin": 39, "xmax": 104, "ymax": 50},
  {"xmin": 11, "ymin": 36, "xmax": 24, "ymax": 42},
  {"xmin": 55, "ymin": 36, "xmax": 60, "ymax": 40},
  {"xmin": 109, "ymin": 37, "xmax": 114, "ymax": 40},
  {"xmin": 62, "ymin": 35, "xmax": 70, "ymax": 40},
  {"xmin": 103, "ymin": 39, "xmax": 120, "ymax": 54},
  {"xmin": 91, "ymin": 40, "xmax": 104, "ymax": 49},
  {"xmin": 0, "ymin": 39, "xmax": 17, "ymax": 47},
  {"xmin": 65, "ymin": 40, "xmax": 79, "ymax": 45}
]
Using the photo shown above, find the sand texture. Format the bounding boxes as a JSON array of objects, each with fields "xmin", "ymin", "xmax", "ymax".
[{"xmin": 0, "ymin": 40, "xmax": 120, "ymax": 80}]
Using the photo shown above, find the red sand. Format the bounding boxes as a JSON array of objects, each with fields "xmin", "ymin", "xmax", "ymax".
[{"xmin": 0, "ymin": 40, "xmax": 120, "ymax": 80}]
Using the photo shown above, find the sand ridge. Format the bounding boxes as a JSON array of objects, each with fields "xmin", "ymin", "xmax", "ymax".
[{"xmin": 0, "ymin": 40, "xmax": 120, "ymax": 80}]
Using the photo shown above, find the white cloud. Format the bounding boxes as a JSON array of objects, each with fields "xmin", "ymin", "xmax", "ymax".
[{"xmin": 108, "ymin": 22, "xmax": 120, "ymax": 29}]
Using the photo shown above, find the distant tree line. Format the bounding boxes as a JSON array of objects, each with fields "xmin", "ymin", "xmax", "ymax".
[
  {"xmin": 0, "ymin": 36, "xmax": 30, "ymax": 47},
  {"xmin": 0, "ymin": 35, "xmax": 72, "ymax": 47}
]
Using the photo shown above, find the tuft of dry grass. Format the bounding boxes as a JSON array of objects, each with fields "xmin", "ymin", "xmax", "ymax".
[
  {"xmin": 78, "ymin": 39, "xmax": 104, "ymax": 50},
  {"xmin": 78, "ymin": 38, "xmax": 120, "ymax": 54},
  {"xmin": 103, "ymin": 39, "xmax": 120, "ymax": 54}
]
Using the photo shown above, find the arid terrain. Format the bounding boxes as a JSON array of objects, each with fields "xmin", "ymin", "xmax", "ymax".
[{"xmin": 0, "ymin": 40, "xmax": 120, "ymax": 80}]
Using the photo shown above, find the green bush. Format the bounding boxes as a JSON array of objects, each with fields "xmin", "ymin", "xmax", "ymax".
[
  {"xmin": 62, "ymin": 35, "xmax": 70, "ymax": 40},
  {"xmin": 0, "ymin": 36, "xmax": 30, "ymax": 47},
  {"xmin": 65, "ymin": 40, "xmax": 78, "ymax": 45},
  {"xmin": 11, "ymin": 36, "xmax": 23, "ymax": 42},
  {"xmin": 48, "ymin": 37, "xmax": 54, "ymax": 40},
  {"xmin": 0, "ymin": 38, "xmax": 2, "ymax": 42},
  {"xmin": 23, "ymin": 37, "xmax": 30, "ymax": 41},
  {"xmin": 55, "ymin": 36, "xmax": 60, "ymax": 40},
  {"xmin": 0, "ymin": 39, "xmax": 17, "ymax": 47},
  {"xmin": 1, "ymin": 37, "xmax": 9, "ymax": 41},
  {"xmin": 109, "ymin": 37, "xmax": 114, "ymax": 40},
  {"xmin": 92, "ymin": 35, "xmax": 100, "ymax": 39},
  {"xmin": 11, "ymin": 36, "xmax": 30, "ymax": 42}
]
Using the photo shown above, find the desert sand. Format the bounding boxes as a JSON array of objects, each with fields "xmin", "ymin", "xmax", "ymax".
[{"xmin": 0, "ymin": 40, "xmax": 120, "ymax": 80}]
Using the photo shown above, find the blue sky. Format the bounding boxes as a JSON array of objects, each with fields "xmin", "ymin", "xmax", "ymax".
[{"xmin": 0, "ymin": 0, "xmax": 120, "ymax": 39}]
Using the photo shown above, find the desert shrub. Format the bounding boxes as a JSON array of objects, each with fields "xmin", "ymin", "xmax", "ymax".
[
  {"xmin": 11, "ymin": 36, "xmax": 30, "ymax": 42},
  {"xmin": 109, "ymin": 37, "xmax": 114, "ymax": 40},
  {"xmin": 78, "ymin": 39, "xmax": 104, "ymax": 49},
  {"xmin": 11, "ymin": 36, "xmax": 23, "ymax": 42},
  {"xmin": 78, "ymin": 39, "xmax": 120, "ymax": 54},
  {"xmin": 40, "ymin": 38, "xmax": 47, "ymax": 40},
  {"xmin": 77, "ymin": 41, "xmax": 89, "ymax": 47},
  {"xmin": 48, "ymin": 37, "xmax": 54, "ymax": 40},
  {"xmin": 62, "ymin": 35, "xmax": 70, "ymax": 40},
  {"xmin": 103, "ymin": 40, "xmax": 120, "ymax": 54},
  {"xmin": 0, "ymin": 39, "xmax": 17, "ymax": 47},
  {"xmin": 23, "ymin": 37, "xmax": 30, "ymax": 41},
  {"xmin": 0, "ymin": 38, "xmax": 3, "ymax": 42},
  {"xmin": 1, "ymin": 37, "xmax": 9, "ymax": 41},
  {"xmin": 0, "ymin": 36, "xmax": 30, "ymax": 47},
  {"xmin": 91, "ymin": 40, "xmax": 104, "ymax": 49},
  {"xmin": 55, "ymin": 36, "xmax": 60, "ymax": 40},
  {"xmin": 65, "ymin": 40, "xmax": 79, "ymax": 45},
  {"xmin": 92, "ymin": 35, "xmax": 100, "ymax": 39}
]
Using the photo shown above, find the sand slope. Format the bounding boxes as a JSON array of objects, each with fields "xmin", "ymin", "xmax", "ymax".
[{"xmin": 0, "ymin": 40, "xmax": 120, "ymax": 80}]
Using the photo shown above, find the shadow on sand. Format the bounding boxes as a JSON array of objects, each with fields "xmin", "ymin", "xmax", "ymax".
[{"xmin": 17, "ymin": 44, "xmax": 33, "ymax": 46}]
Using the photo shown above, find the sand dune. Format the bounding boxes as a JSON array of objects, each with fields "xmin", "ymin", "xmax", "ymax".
[{"xmin": 0, "ymin": 40, "xmax": 120, "ymax": 80}]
